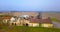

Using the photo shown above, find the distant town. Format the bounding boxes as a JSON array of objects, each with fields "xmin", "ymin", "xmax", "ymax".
[{"xmin": 0, "ymin": 11, "xmax": 60, "ymax": 32}]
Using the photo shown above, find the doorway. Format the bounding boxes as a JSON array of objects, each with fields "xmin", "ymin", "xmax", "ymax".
[{"xmin": 26, "ymin": 23, "xmax": 28, "ymax": 26}]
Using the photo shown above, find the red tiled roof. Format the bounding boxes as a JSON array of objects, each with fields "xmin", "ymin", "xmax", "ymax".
[
  {"xmin": 29, "ymin": 18, "xmax": 40, "ymax": 23},
  {"xmin": 29, "ymin": 18, "xmax": 52, "ymax": 24},
  {"xmin": 2, "ymin": 16, "xmax": 11, "ymax": 19},
  {"xmin": 41, "ymin": 19, "xmax": 52, "ymax": 24},
  {"xmin": 0, "ymin": 16, "xmax": 11, "ymax": 20}
]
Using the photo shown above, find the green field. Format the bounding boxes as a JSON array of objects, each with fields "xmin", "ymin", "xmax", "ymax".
[
  {"xmin": 51, "ymin": 17, "xmax": 60, "ymax": 22},
  {"xmin": 0, "ymin": 26, "xmax": 60, "ymax": 32}
]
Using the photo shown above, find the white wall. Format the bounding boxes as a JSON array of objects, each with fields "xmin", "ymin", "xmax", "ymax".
[{"xmin": 29, "ymin": 23, "xmax": 39, "ymax": 27}]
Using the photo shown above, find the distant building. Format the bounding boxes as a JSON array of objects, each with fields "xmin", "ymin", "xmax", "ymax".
[
  {"xmin": 9, "ymin": 16, "xmax": 53, "ymax": 28},
  {"xmin": 0, "ymin": 12, "xmax": 53, "ymax": 28},
  {"xmin": 2, "ymin": 15, "xmax": 11, "ymax": 23}
]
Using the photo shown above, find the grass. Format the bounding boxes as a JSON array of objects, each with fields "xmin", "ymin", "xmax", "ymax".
[
  {"xmin": 0, "ymin": 26, "xmax": 60, "ymax": 32},
  {"xmin": 51, "ymin": 17, "xmax": 60, "ymax": 22}
]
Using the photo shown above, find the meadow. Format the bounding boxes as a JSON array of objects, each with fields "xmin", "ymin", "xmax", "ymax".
[{"xmin": 0, "ymin": 26, "xmax": 60, "ymax": 32}]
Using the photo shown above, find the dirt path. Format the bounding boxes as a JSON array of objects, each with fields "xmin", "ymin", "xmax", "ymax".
[{"xmin": 52, "ymin": 22, "xmax": 60, "ymax": 28}]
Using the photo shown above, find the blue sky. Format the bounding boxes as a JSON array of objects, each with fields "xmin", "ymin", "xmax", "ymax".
[{"xmin": 0, "ymin": 0, "xmax": 60, "ymax": 11}]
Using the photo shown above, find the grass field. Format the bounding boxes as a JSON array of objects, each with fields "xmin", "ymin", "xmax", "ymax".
[
  {"xmin": 0, "ymin": 26, "xmax": 60, "ymax": 32},
  {"xmin": 51, "ymin": 17, "xmax": 60, "ymax": 22}
]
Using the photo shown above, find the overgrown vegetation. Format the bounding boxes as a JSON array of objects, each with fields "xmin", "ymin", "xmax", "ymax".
[{"xmin": 0, "ymin": 15, "xmax": 11, "ymax": 17}]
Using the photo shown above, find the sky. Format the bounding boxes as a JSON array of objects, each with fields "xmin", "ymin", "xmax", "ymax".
[{"xmin": 0, "ymin": 0, "xmax": 60, "ymax": 12}]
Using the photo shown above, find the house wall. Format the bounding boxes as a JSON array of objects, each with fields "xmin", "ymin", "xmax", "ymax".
[
  {"xmin": 41, "ymin": 24, "xmax": 53, "ymax": 28},
  {"xmin": 15, "ymin": 22, "xmax": 20, "ymax": 26},
  {"xmin": 3, "ymin": 19, "xmax": 10, "ymax": 24},
  {"xmin": 29, "ymin": 23, "xmax": 39, "ymax": 27}
]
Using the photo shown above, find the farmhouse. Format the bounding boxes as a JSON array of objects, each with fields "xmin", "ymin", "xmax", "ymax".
[
  {"xmin": 41, "ymin": 18, "xmax": 53, "ymax": 28},
  {"xmin": 22, "ymin": 17, "xmax": 53, "ymax": 28},
  {"xmin": 1, "ymin": 15, "xmax": 11, "ymax": 23},
  {"xmin": 11, "ymin": 15, "xmax": 53, "ymax": 28},
  {"xmin": 0, "ymin": 12, "xmax": 54, "ymax": 28}
]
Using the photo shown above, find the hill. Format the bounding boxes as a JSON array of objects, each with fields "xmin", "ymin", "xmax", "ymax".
[
  {"xmin": 42, "ymin": 12, "xmax": 60, "ymax": 20},
  {"xmin": 0, "ymin": 11, "xmax": 60, "ymax": 20}
]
